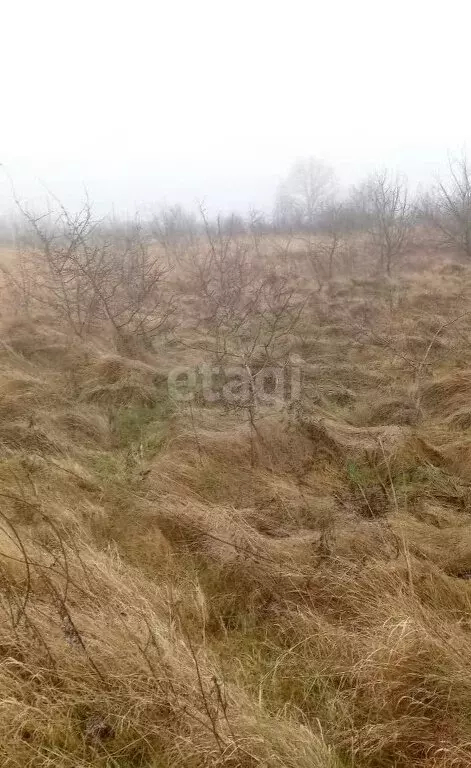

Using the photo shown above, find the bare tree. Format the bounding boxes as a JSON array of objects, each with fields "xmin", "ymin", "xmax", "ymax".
[
  {"xmin": 358, "ymin": 170, "xmax": 411, "ymax": 276},
  {"xmin": 424, "ymin": 155, "xmax": 471, "ymax": 258},
  {"xmin": 274, "ymin": 157, "xmax": 337, "ymax": 232}
]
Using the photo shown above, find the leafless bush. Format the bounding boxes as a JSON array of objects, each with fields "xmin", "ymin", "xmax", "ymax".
[
  {"xmin": 299, "ymin": 203, "xmax": 348, "ymax": 285},
  {"xmin": 174, "ymin": 208, "xmax": 305, "ymax": 464},
  {"xmin": 423, "ymin": 155, "xmax": 471, "ymax": 258},
  {"xmin": 356, "ymin": 170, "xmax": 411, "ymax": 275},
  {"xmin": 3, "ymin": 199, "xmax": 176, "ymax": 349},
  {"xmin": 184, "ymin": 206, "xmax": 304, "ymax": 362}
]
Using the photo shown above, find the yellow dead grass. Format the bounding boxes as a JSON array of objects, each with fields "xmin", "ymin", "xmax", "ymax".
[{"xmin": 1, "ymin": 244, "xmax": 471, "ymax": 767}]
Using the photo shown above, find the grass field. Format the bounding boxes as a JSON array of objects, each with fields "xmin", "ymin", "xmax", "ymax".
[{"xmin": 0, "ymin": 237, "xmax": 471, "ymax": 767}]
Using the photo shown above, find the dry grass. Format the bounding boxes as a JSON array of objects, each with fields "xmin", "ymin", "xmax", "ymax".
[{"xmin": 1, "ymin": 240, "xmax": 471, "ymax": 767}]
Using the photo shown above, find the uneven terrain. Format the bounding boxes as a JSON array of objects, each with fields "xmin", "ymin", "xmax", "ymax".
[{"xmin": 0, "ymin": 240, "xmax": 471, "ymax": 767}]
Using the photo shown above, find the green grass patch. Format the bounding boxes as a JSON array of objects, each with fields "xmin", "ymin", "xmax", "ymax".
[{"xmin": 110, "ymin": 396, "xmax": 174, "ymax": 455}]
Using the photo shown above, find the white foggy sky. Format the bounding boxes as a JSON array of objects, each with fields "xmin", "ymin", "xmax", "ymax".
[{"xmin": 1, "ymin": 0, "xmax": 470, "ymax": 215}]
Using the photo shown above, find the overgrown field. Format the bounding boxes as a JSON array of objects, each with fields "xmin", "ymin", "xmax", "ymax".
[{"xmin": 1, "ymin": 237, "xmax": 471, "ymax": 767}]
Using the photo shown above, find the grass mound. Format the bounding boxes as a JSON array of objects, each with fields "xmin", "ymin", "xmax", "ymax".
[{"xmin": 421, "ymin": 370, "xmax": 471, "ymax": 416}]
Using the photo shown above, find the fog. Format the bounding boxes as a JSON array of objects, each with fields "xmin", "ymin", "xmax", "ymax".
[{"xmin": 1, "ymin": 0, "xmax": 470, "ymax": 216}]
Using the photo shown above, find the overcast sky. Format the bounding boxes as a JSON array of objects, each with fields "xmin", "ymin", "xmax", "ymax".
[{"xmin": 1, "ymin": 0, "xmax": 470, "ymax": 216}]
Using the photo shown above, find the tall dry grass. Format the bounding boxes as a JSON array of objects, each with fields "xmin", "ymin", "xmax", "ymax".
[{"xmin": 0, "ymin": 237, "xmax": 471, "ymax": 766}]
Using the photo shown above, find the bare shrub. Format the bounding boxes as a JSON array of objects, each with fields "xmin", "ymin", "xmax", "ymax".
[
  {"xmin": 187, "ymin": 206, "xmax": 305, "ymax": 364},
  {"xmin": 299, "ymin": 203, "xmax": 348, "ymax": 285},
  {"xmin": 174, "ymin": 208, "xmax": 306, "ymax": 465},
  {"xmin": 3, "ymin": 199, "xmax": 176, "ymax": 350},
  {"xmin": 423, "ymin": 154, "xmax": 471, "ymax": 258},
  {"xmin": 356, "ymin": 170, "xmax": 411, "ymax": 275}
]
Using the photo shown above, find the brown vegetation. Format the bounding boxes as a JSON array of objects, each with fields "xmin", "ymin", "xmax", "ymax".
[{"xmin": 1, "ymin": 209, "xmax": 471, "ymax": 768}]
